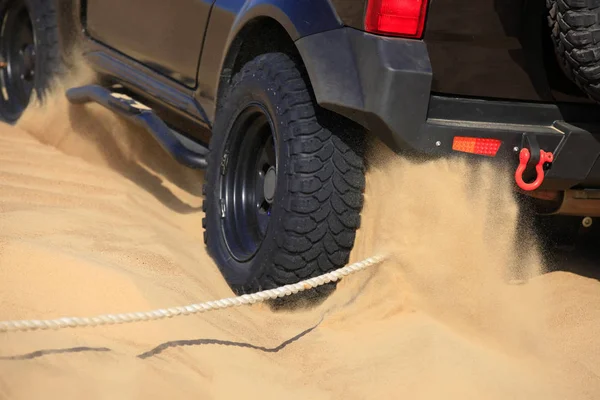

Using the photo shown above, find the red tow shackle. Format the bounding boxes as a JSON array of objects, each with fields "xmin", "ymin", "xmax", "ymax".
[{"xmin": 514, "ymin": 148, "xmax": 554, "ymax": 191}]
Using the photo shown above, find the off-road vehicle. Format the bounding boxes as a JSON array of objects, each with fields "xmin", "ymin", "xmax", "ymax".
[{"xmin": 2, "ymin": 0, "xmax": 600, "ymax": 296}]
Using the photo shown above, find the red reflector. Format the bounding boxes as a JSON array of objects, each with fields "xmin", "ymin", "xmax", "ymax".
[
  {"xmin": 365, "ymin": 0, "xmax": 429, "ymax": 38},
  {"xmin": 452, "ymin": 137, "xmax": 502, "ymax": 157}
]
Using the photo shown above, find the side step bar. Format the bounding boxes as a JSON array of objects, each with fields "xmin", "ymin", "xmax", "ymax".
[{"xmin": 65, "ymin": 85, "xmax": 208, "ymax": 169}]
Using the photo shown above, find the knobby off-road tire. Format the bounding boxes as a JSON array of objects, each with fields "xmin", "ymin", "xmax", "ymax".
[
  {"xmin": 0, "ymin": 0, "xmax": 61, "ymax": 122},
  {"xmin": 203, "ymin": 52, "xmax": 366, "ymax": 302},
  {"xmin": 547, "ymin": 0, "xmax": 600, "ymax": 103}
]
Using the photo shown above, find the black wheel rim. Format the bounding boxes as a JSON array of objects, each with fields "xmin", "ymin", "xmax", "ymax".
[
  {"xmin": 0, "ymin": 0, "xmax": 35, "ymax": 122},
  {"xmin": 220, "ymin": 104, "xmax": 278, "ymax": 262}
]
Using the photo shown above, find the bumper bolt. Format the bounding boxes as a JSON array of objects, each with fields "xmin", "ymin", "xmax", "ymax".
[{"xmin": 582, "ymin": 217, "xmax": 593, "ymax": 228}]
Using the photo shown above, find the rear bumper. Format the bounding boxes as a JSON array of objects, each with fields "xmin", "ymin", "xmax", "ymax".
[
  {"xmin": 296, "ymin": 28, "xmax": 600, "ymax": 192},
  {"xmin": 422, "ymin": 97, "xmax": 600, "ymax": 191}
]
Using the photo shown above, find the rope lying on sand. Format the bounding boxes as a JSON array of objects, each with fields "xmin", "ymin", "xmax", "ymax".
[{"xmin": 0, "ymin": 255, "xmax": 386, "ymax": 333}]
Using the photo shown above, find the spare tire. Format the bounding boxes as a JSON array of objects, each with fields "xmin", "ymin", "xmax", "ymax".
[{"xmin": 547, "ymin": 0, "xmax": 600, "ymax": 103}]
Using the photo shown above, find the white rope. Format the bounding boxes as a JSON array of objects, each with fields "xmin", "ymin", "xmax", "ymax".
[{"xmin": 0, "ymin": 255, "xmax": 386, "ymax": 333}]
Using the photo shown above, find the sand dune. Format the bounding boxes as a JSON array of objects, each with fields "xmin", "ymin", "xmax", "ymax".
[{"xmin": 1, "ymin": 76, "xmax": 600, "ymax": 399}]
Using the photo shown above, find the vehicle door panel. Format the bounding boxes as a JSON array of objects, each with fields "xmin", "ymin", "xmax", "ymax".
[{"xmin": 85, "ymin": 0, "xmax": 214, "ymax": 87}]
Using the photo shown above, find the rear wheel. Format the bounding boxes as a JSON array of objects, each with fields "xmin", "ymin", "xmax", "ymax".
[
  {"xmin": 203, "ymin": 52, "xmax": 366, "ymax": 302},
  {"xmin": 0, "ymin": 0, "xmax": 60, "ymax": 122},
  {"xmin": 547, "ymin": 0, "xmax": 600, "ymax": 103}
]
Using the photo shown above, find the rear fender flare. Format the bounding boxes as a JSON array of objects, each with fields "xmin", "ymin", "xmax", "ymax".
[
  {"xmin": 195, "ymin": 0, "xmax": 342, "ymax": 121},
  {"xmin": 229, "ymin": 0, "xmax": 341, "ymax": 42}
]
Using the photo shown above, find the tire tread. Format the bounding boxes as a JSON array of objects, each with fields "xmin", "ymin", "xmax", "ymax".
[
  {"xmin": 203, "ymin": 52, "xmax": 365, "ymax": 295},
  {"xmin": 548, "ymin": 0, "xmax": 600, "ymax": 102}
]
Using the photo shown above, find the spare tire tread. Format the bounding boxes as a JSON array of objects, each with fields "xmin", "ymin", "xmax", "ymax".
[{"xmin": 548, "ymin": 0, "xmax": 600, "ymax": 102}]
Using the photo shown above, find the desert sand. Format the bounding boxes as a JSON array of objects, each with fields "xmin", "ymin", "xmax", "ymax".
[{"xmin": 1, "ymin": 70, "xmax": 600, "ymax": 400}]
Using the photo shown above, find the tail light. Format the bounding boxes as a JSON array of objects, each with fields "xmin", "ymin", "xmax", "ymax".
[
  {"xmin": 364, "ymin": 0, "xmax": 429, "ymax": 38},
  {"xmin": 452, "ymin": 137, "xmax": 502, "ymax": 157}
]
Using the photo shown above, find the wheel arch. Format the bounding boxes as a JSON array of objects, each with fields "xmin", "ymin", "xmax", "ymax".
[
  {"xmin": 215, "ymin": 16, "xmax": 301, "ymax": 111},
  {"xmin": 195, "ymin": 0, "xmax": 342, "ymax": 122}
]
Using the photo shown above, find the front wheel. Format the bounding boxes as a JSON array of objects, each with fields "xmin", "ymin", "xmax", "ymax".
[
  {"xmin": 203, "ymin": 52, "xmax": 366, "ymax": 301},
  {"xmin": 0, "ymin": 0, "xmax": 61, "ymax": 122}
]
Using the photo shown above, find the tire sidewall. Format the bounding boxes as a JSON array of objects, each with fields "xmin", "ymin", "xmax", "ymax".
[{"xmin": 205, "ymin": 71, "xmax": 292, "ymax": 291}]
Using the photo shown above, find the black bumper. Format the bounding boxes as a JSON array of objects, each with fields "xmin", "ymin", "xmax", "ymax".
[{"xmin": 296, "ymin": 28, "xmax": 600, "ymax": 191}]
